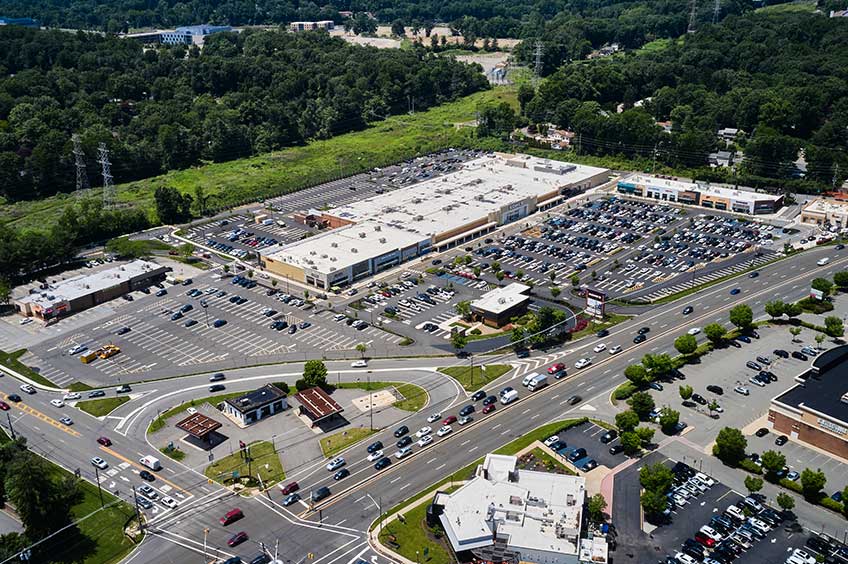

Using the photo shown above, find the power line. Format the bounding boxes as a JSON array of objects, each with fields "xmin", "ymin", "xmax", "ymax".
[
  {"xmin": 533, "ymin": 39, "xmax": 544, "ymax": 87},
  {"xmin": 713, "ymin": 0, "xmax": 721, "ymax": 24},
  {"xmin": 97, "ymin": 143, "xmax": 115, "ymax": 209},
  {"xmin": 72, "ymin": 134, "xmax": 89, "ymax": 198}
]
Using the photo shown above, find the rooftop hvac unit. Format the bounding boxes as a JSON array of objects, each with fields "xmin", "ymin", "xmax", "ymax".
[
  {"xmin": 310, "ymin": 250, "xmax": 316, "ymax": 255},
  {"xmin": 379, "ymin": 237, "xmax": 386, "ymax": 243},
  {"xmin": 415, "ymin": 215, "xmax": 424, "ymax": 221},
  {"xmin": 329, "ymin": 266, "xmax": 336, "ymax": 271},
  {"xmin": 374, "ymin": 225, "xmax": 381, "ymax": 232},
  {"xmin": 359, "ymin": 232, "xmax": 366, "ymax": 238},
  {"xmin": 413, "ymin": 198, "xmax": 422, "ymax": 204},
  {"xmin": 330, "ymin": 257, "xmax": 337, "ymax": 262},
  {"xmin": 475, "ymin": 194, "xmax": 485, "ymax": 201},
  {"xmin": 331, "ymin": 242, "xmax": 338, "ymax": 248},
  {"xmin": 351, "ymin": 248, "xmax": 358, "ymax": 253},
  {"xmin": 321, "ymin": 254, "xmax": 328, "ymax": 258}
]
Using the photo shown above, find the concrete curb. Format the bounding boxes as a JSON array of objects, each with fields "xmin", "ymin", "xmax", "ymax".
[{"xmin": 0, "ymin": 362, "xmax": 66, "ymax": 393}]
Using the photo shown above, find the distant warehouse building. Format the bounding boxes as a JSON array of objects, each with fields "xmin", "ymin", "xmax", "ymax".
[
  {"xmin": 14, "ymin": 260, "xmax": 167, "ymax": 320},
  {"xmin": 0, "ymin": 16, "xmax": 38, "ymax": 27},
  {"xmin": 799, "ymin": 198, "xmax": 848, "ymax": 229},
  {"xmin": 260, "ymin": 153, "xmax": 609, "ymax": 289},
  {"xmin": 125, "ymin": 25, "xmax": 232, "ymax": 46},
  {"xmin": 617, "ymin": 175, "xmax": 783, "ymax": 215},
  {"xmin": 768, "ymin": 346, "xmax": 848, "ymax": 460},
  {"xmin": 289, "ymin": 21, "xmax": 334, "ymax": 31}
]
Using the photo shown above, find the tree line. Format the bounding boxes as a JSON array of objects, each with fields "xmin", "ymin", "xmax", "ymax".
[
  {"xmin": 0, "ymin": 26, "xmax": 488, "ymax": 203},
  {"xmin": 518, "ymin": 9, "xmax": 848, "ymax": 191}
]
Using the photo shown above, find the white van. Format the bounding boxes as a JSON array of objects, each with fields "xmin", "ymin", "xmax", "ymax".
[
  {"xmin": 521, "ymin": 372, "xmax": 540, "ymax": 387},
  {"xmin": 139, "ymin": 455, "xmax": 162, "ymax": 471},
  {"xmin": 817, "ymin": 257, "xmax": 830, "ymax": 266},
  {"xmin": 500, "ymin": 389, "xmax": 519, "ymax": 405},
  {"xmin": 527, "ymin": 374, "xmax": 548, "ymax": 392}
]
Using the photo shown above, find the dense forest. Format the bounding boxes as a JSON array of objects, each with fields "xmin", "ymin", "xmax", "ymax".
[
  {"xmin": 0, "ymin": 26, "xmax": 488, "ymax": 202},
  {"xmin": 521, "ymin": 10, "xmax": 848, "ymax": 189}
]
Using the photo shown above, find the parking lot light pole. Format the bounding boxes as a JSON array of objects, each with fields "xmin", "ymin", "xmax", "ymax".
[
  {"xmin": 93, "ymin": 466, "xmax": 104, "ymax": 508},
  {"xmin": 201, "ymin": 300, "xmax": 209, "ymax": 327}
]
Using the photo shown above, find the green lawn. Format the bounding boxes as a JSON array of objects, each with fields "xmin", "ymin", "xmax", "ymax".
[
  {"xmin": 336, "ymin": 381, "xmax": 428, "ymax": 412},
  {"xmin": 1, "ymin": 87, "xmax": 519, "ymax": 231},
  {"xmin": 526, "ymin": 447, "xmax": 577, "ymax": 475},
  {"xmin": 437, "ymin": 364, "xmax": 512, "ymax": 391},
  {"xmin": 148, "ymin": 391, "xmax": 246, "ymax": 433},
  {"xmin": 65, "ymin": 475, "xmax": 138, "ymax": 564},
  {"xmin": 320, "ymin": 427, "xmax": 377, "ymax": 458},
  {"xmin": 756, "ymin": 0, "xmax": 815, "ymax": 12},
  {"xmin": 76, "ymin": 397, "xmax": 129, "ymax": 417},
  {"xmin": 68, "ymin": 381, "xmax": 94, "ymax": 392},
  {"xmin": 204, "ymin": 440, "xmax": 285, "ymax": 488},
  {"xmin": 0, "ymin": 349, "xmax": 59, "ymax": 388},
  {"xmin": 378, "ymin": 489, "xmax": 455, "ymax": 564}
]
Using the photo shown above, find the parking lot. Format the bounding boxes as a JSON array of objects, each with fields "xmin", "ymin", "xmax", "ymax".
[
  {"xmin": 548, "ymin": 420, "xmax": 627, "ymax": 470},
  {"xmin": 25, "ymin": 272, "xmax": 413, "ymax": 386},
  {"xmin": 430, "ymin": 196, "xmax": 781, "ymax": 304}
]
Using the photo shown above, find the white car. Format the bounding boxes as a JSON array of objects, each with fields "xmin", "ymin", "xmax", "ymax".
[
  {"xmin": 699, "ymin": 525, "xmax": 723, "ymax": 541},
  {"xmin": 63, "ymin": 392, "xmax": 82, "ymax": 401},
  {"xmin": 694, "ymin": 472, "xmax": 715, "ymax": 487},
  {"xmin": 90, "ymin": 457, "xmax": 108, "ymax": 470},
  {"xmin": 593, "ymin": 343, "xmax": 606, "ymax": 353},
  {"xmin": 734, "ymin": 385, "xmax": 750, "ymax": 396},
  {"xmin": 437, "ymin": 425, "xmax": 452, "ymax": 437},
  {"xmin": 50, "ymin": 399, "xmax": 64, "ymax": 408},
  {"xmin": 458, "ymin": 416, "xmax": 472, "ymax": 425},
  {"xmin": 574, "ymin": 358, "xmax": 591, "ymax": 369},
  {"xmin": 749, "ymin": 376, "xmax": 766, "ymax": 387},
  {"xmin": 394, "ymin": 446, "xmax": 412, "ymax": 459},
  {"xmin": 609, "ymin": 345, "xmax": 622, "ymax": 355},
  {"xmin": 787, "ymin": 548, "xmax": 816, "ymax": 564},
  {"xmin": 417, "ymin": 434, "xmax": 433, "ymax": 447},
  {"xmin": 326, "ymin": 457, "xmax": 346, "ymax": 471},
  {"xmin": 416, "ymin": 426, "xmax": 432, "ymax": 438},
  {"xmin": 712, "ymin": 404, "xmax": 724, "ymax": 413},
  {"xmin": 68, "ymin": 344, "xmax": 87, "ymax": 355},
  {"xmin": 19, "ymin": 384, "xmax": 35, "ymax": 394},
  {"xmin": 687, "ymin": 327, "xmax": 701, "ymax": 335},
  {"xmin": 187, "ymin": 407, "xmax": 197, "ymax": 415},
  {"xmin": 426, "ymin": 413, "xmax": 441, "ymax": 423},
  {"xmin": 544, "ymin": 435, "xmax": 559, "ymax": 447},
  {"xmin": 19, "ymin": 318, "xmax": 33, "ymax": 325},
  {"xmin": 351, "ymin": 360, "xmax": 368, "ymax": 368},
  {"xmin": 366, "ymin": 450, "xmax": 384, "ymax": 462},
  {"xmin": 160, "ymin": 496, "xmax": 179, "ymax": 509}
]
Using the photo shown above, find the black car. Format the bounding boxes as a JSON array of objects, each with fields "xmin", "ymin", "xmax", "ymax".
[
  {"xmin": 633, "ymin": 334, "xmax": 646, "ymax": 344},
  {"xmin": 566, "ymin": 395, "xmax": 582, "ymax": 405},
  {"xmin": 567, "ymin": 448, "xmax": 587, "ymax": 462},
  {"xmin": 609, "ymin": 444, "xmax": 624, "ymax": 455},
  {"xmin": 483, "ymin": 395, "xmax": 498, "ymax": 406},
  {"xmin": 637, "ymin": 326, "xmax": 650, "ymax": 335},
  {"xmin": 516, "ymin": 349, "xmax": 530, "ymax": 358},
  {"xmin": 209, "ymin": 384, "xmax": 226, "ymax": 392},
  {"xmin": 691, "ymin": 393, "xmax": 707, "ymax": 405},
  {"xmin": 367, "ymin": 441, "xmax": 383, "ymax": 454},
  {"xmin": 596, "ymin": 329, "xmax": 609, "ymax": 338},
  {"xmin": 471, "ymin": 390, "xmax": 487, "ymax": 402},
  {"xmin": 374, "ymin": 457, "xmax": 391, "ymax": 470},
  {"xmin": 393, "ymin": 425, "xmax": 409, "ymax": 438},
  {"xmin": 755, "ymin": 427, "xmax": 769, "ymax": 437},
  {"xmin": 550, "ymin": 440, "xmax": 567, "ymax": 451},
  {"xmin": 706, "ymin": 385, "xmax": 723, "ymax": 395},
  {"xmin": 583, "ymin": 459, "xmax": 598, "ymax": 471},
  {"xmin": 682, "ymin": 544, "xmax": 705, "ymax": 561},
  {"xmin": 87, "ymin": 390, "xmax": 105, "ymax": 398},
  {"xmin": 312, "ymin": 486, "xmax": 331, "ymax": 502},
  {"xmin": 459, "ymin": 405, "xmax": 475, "ymax": 417},
  {"xmin": 806, "ymin": 535, "xmax": 833, "ymax": 554},
  {"xmin": 775, "ymin": 435, "xmax": 788, "ymax": 446},
  {"xmin": 333, "ymin": 469, "xmax": 349, "ymax": 480},
  {"xmin": 773, "ymin": 349, "xmax": 789, "ymax": 358},
  {"xmin": 396, "ymin": 436, "xmax": 412, "ymax": 448},
  {"xmin": 6, "ymin": 394, "xmax": 21, "ymax": 403},
  {"xmin": 682, "ymin": 306, "xmax": 693, "ymax": 315},
  {"xmin": 249, "ymin": 554, "xmax": 271, "ymax": 564},
  {"xmin": 139, "ymin": 470, "xmax": 155, "ymax": 482},
  {"xmin": 600, "ymin": 430, "xmax": 618, "ymax": 444},
  {"xmin": 792, "ymin": 351, "xmax": 809, "ymax": 361},
  {"xmin": 749, "ymin": 271, "xmax": 760, "ymax": 278},
  {"xmin": 213, "ymin": 319, "xmax": 227, "ymax": 328},
  {"xmin": 116, "ymin": 326, "xmax": 131, "ymax": 335}
]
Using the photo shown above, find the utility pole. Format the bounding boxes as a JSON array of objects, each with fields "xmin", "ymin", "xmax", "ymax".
[
  {"xmin": 93, "ymin": 466, "xmax": 104, "ymax": 508},
  {"xmin": 533, "ymin": 40, "xmax": 544, "ymax": 87},
  {"xmin": 97, "ymin": 142, "xmax": 115, "ymax": 209},
  {"xmin": 713, "ymin": 0, "xmax": 720, "ymax": 24},
  {"xmin": 72, "ymin": 134, "xmax": 89, "ymax": 198},
  {"xmin": 368, "ymin": 372, "xmax": 373, "ymax": 431},
  {"xmin": 203, "ymin": 527, "xmax": 209, "ymax": 563},
  {"xmin": 687, "ymin": 0, "xmax": 698, "ymax": 33},
  {"xmin": 6, "ymin": 412, "xmax": 15, "ymax": 440},
  {"xmin": 131, "ymin": 486, "xmax": 143, "ymax": 531}
]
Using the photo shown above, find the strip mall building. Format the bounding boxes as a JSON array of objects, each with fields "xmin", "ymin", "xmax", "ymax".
[{"xmin": 259, "ymin": 153, "xmax": 609, "ymax": 289}]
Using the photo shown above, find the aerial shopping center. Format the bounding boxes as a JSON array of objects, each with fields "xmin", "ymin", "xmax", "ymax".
[{"xmin": 259, "ymin": 153, "xmax": 610, "ymax": 290}]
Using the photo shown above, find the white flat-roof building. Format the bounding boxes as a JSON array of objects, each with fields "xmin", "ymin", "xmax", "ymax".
[
  {"xmin": 617, "ymin": 174, "xmax": 783, "ymax": 215},
  {"xmin": 471, "ymin": 283, "xmax": 531, "ymax": 327},
  {"xmin": 13, "ymin": 260, "xmax": 167, "ymax": 320},
  {"xmin": 432, "ymin": 453, "xmax": 600, "ymax": 564},
  {"xmin": 261, "ymin": 153, "xmax": 609, "ymax": 288},
  {"xmin": 800, "ymin": 198, "xmax": 848, "ymax": 229}
]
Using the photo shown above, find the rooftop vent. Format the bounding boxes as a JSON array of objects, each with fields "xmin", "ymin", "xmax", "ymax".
[
  {"xmin": 321, "ymin": 254, "xmax": 328, "ymax": 258},
  {"xmin": 351, "ymin": 248, "xmax": 358, "ymax": 253},
  {"xmin": 379, "ymin": 238, "xmax": 386, "ymax": 243},
  {"xmin": 331, "ymin": 242, "xmax": 338, "ymax": 248},
  {"xmin": 415, "ymin": 215, "xmax": 424, "ymax": 221},
  {"xmin": 374, "ymin": 225, "xmax": 381, "ymax": 232},
  {"xmin": 359, "ymin": 232, "xmax": 366, "ymax": 238}
]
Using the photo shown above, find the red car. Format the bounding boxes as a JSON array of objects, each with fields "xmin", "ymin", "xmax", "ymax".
[
  {"xmin": 0, "ymin": 401, "xmax": 9, "ymax": 411},
  {"xmin": 442, "ymin": 415, "xmax": 457, "ymax": 426},
  {"xmin": 482, "ymin": 404, "xmax": 495, "ymax": 414},
  {"xmin": 694, "ymin": 532, "xmax": 715, "ymax": 548},
  {"xmin": 97, "ymin": 436, "xmax": 112, "ymax": 447},
  {"xmin": 280, "ymin": 481, "xmax": 299, "ymax": 495},
  {"xmin": 220, "ymin": 508, "xmax": 244, "ymax": 526},
  {"xmin": 227, "ymin": 531, "xmax": 248, "ymax": 547},
  {"xmin": 547, "ymin": 363, "xmax": 566, "ymax": 375}
]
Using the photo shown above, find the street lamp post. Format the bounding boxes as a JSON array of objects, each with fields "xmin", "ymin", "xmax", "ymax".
[
  {"xmin": 93, "ymin": 466, "xmax": 104, "ymax": 508},
  {"xmin": 201, "ymin": 299, "xmax": 209, "ymax": 327},
  {"xmin": 203, "ymin": 527, "xmax": 209, "ymax": 563}
]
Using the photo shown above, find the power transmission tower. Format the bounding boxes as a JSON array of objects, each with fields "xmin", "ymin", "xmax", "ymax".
[
  {"xmin": 688, "ymin": 0, "xmax": 698, "ymax": 33},
  {"xmin": 533, "ymin": 40, "xmax": 543, "ymax": 87},
  {"xmin": 97, "ymin": 143, "xmax": 115, "ymax": 209},
  {"xmin": 72, "ymin": 134, "xmax": 89, "ymax": 198},
  {"xmin": 713, "ymin": 0, "xmax": 720, "ymax": 23}
]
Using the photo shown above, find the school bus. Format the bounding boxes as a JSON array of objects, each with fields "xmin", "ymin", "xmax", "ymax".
[{"xmin": 80, "ymin": 351, "xmax": 98, "ymax": 364}]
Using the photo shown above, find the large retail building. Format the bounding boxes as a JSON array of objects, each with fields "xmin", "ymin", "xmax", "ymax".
[
  {"xmin": 616, "ymin": 174, "xmax": 783, "ymax": 215},
  {"xmin": 260, "ymin": 153, "xmax": 609, "ymax": 289},
  {"xmin": 768, "ymin": 346, "xmax": 848, "ymax": 460}
]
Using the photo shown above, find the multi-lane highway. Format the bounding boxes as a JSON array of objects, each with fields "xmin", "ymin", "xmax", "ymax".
[{"xmin": 2, "ymin": 242, "xmax": 845, "ymax": 564}]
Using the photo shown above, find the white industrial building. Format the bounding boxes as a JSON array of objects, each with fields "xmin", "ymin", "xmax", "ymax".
[
  {"xmin": 260, "ymin": 153, "xmax": 609, "ymax": 289},
  {"xmin": 431, "ymin": 453, "xmax": 605, "ymax": 564}
]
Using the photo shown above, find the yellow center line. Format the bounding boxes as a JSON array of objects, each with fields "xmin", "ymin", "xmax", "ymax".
[
  {"xmin": 99, "ymin": 446, "xmax": 191, "ymax": 497},
  {"xmin": 17, "ymin": 404, "xmax": 81, "ymax": 437}
]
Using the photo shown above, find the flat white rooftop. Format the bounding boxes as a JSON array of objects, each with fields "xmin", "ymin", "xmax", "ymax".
[
  {"xmin": 472, "ymin": 283, "xmax": 530, "ymax": 315},
  {"xmin": 262, "ymin": 219, "xmax": 425, "ymax": 274},
  {"xmin": 328, "ymin": 154, "xmax": 608, "ymax": 238},
  {"xmin": 803, "ymin": 198, "xmax": 848, "ymax": 215},
  {"xmin": 626, "ymin": 175, "xmax": 782, "ymax": 203},
  {"xmin": 437, "ymin": 453, "xmax": 585, "ymax": 556},
  {"xmin": 16, "ymin": 260, "xmax": 164, "ymax": 308}
]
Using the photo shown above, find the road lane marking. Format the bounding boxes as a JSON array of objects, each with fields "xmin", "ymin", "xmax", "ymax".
[{"xmin": 99, "ymin": 447, "xmax": 190, "ymax": 496}]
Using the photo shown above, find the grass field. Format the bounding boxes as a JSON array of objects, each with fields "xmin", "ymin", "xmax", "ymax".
[
  {"xmin": 437, "ymin": 364, "xmax": 511, "ymax": 391},
  {"xmin": 756, "ymin": 0, "xmax": 816, "ymax": 12},
  {"xmin": 1, "ymin": 87, "xmax": 518, "ymax": 231},
  {"xmin": 320, "ymin": 427, "xmax": 377, "ymax": 458},
  {"xmin": 335, "ymin": 381, "xmax": 428, "ymax": 412},
  {"xmin": 148, "ymin": 391, "xmax": 245, "ymax": 434},
  {"xmin": 204, "ymin": 440, "xmax": 285, "ymax": 487},
  {"xmin": 0, "ymin": 349, "xmax": 58, "ymax": 388},
  {"xmin": 76, "ymin": 397, "xmax": 130, "ymax": 417}
]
